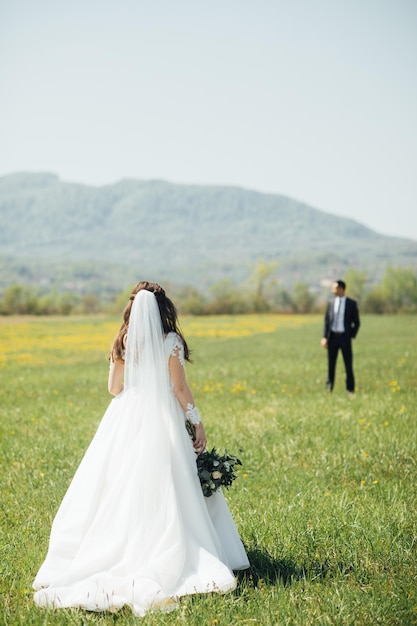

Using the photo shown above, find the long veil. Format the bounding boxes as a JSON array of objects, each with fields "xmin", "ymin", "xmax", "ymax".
[{"xmin": 123, "ymin": 289, "xmax": 175, "ymax": 526}]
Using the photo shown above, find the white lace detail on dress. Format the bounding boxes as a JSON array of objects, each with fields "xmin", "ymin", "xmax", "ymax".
[
  {"xmin": 170, "ymin": 335, "xmax": 185, "ymax": 367},
  {"xmin": 185, "ymin": 403, "xmax": 202, "ymax": 425}
]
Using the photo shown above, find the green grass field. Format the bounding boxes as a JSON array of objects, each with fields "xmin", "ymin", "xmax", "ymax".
[{"xmin": 1, "ymin": 314, "xmax": 416, "ymax": 625}]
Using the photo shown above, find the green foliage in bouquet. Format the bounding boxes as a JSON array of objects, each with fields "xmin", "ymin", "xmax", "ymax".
[
  {"xmin": 185, "ymin": 419, "xmax": 242, "ymax": 497},
  {"xmin": 197, "ymin": 448, "xmax": 242, "ymax": 497}
]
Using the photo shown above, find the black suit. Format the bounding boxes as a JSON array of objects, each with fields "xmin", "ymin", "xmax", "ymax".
[{"xmin": 323, "ymin": 296, "xmax": 360, "ymax": 392}]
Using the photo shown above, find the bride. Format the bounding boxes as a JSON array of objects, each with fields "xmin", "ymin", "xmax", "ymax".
[{"xmin": 33, "ymin": 281, "xmax": 249, "ymax": 616}]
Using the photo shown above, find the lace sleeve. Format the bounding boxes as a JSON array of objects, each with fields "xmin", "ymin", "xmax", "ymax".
[
  {"xmin": 168, "ymin": 334, "xmax": 202, "ymax": 425},
  {"xmin": 169, "ymin": 334, "xmax": 185, "ymax": 367},
  {"xmin": 185, "ymin": 403, "xmax": 202, "ymax": 425}
]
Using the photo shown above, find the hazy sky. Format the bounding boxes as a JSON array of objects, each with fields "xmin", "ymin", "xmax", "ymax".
[{"xmin": 1, "ymin": 0, "xmax": 416, "ymax": 240}]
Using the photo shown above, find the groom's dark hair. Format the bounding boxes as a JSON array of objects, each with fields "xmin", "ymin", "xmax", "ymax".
[{"xmin": 336, "ymin": 280, "xmax": 346, "ymax": 290}]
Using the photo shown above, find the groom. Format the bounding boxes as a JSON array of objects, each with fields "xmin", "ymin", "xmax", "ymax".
[{"xmin": 321, "ymin": 280, "xmax": 360, "ymax": 395}]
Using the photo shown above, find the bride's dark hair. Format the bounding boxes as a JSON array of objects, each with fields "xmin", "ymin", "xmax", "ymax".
[{"xmin": 111, "ymin": 281, "xmax": 191, "ymax": 363}]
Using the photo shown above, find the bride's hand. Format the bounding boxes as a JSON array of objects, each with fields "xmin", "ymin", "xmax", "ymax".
[{"xmin": 193, "ymin": 423, "xmax": 207, "ymax": 455}]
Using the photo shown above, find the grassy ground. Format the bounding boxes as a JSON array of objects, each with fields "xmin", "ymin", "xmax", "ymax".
[{"xmin": 0, "ymin": 314, "xmax": 416, "ymax": 625}]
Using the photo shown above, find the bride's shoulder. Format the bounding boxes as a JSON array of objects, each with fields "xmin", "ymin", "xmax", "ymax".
[
  {"xmin": 165, "ymin": 331, "xmax": 183, "ymax": 348},
  {"xmin": 165, "ymin": 332, "xmax": 184, "ymax": 362}
]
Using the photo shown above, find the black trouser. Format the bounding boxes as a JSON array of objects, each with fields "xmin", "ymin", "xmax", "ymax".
[{"xmin": 326, "ymin": 332, "xmax": 354, "ymax": 392}]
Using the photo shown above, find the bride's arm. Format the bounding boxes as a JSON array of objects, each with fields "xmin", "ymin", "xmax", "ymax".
[
  {"xmin": 108, "ymin": 358, "xmax": 124, "ymax": 395},
  {"xmin": 169, "ymin": 347, "xmax": 207, "ymax": 453},
  {"xmin": 108, "ymin": 333, "xmax": 126, "ymax": 396}
]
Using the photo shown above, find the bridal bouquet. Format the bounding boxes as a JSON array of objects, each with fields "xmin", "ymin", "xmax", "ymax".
[{"xmin": 185, "ymin": 419, "xmax": 242, "ymax": 497}]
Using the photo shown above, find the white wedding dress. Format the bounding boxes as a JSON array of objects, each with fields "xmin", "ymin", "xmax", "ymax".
[{"xmin": 33, "ymin": 291, "xmax": 249, "ymax": 617}]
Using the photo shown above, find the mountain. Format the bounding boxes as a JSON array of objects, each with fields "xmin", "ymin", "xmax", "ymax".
[{"xmin": 1, "ymin": 172, "xmax": 416, "ymax": 296}]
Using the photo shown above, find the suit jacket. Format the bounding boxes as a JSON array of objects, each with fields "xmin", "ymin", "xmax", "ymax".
[{"xmin": 323, "ymin": 296, "xmax": 360, "ymax": 340}]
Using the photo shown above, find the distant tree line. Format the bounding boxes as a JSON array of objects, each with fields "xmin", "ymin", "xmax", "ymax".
[{"xmin": 1, "ymin": 265, "xmax": 416, "ymax": 316}]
